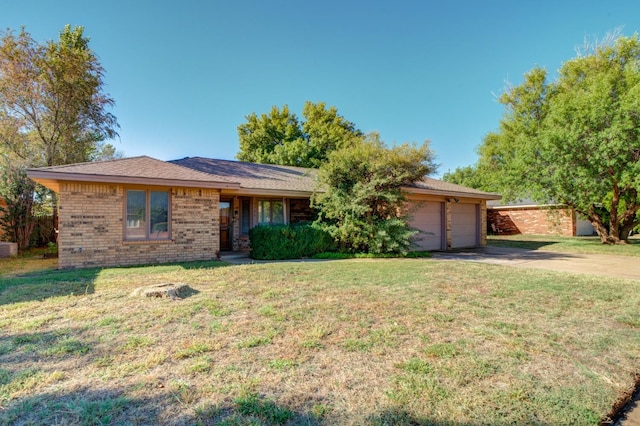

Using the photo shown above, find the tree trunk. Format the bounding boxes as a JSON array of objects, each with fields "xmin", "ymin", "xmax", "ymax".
[
  {"xmin": 588, "ymin": 205, "xmax": 614, "ymax": 244},
  {"xmin": 609, "ymin": 183, "xmax": 621, "ymax": 242}
]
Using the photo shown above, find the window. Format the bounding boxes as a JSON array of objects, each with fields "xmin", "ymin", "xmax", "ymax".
[
  {"xmin": 240, "ymin": 198, "xmax": 251, "ymax": 234},
  {"xmin": 125, "ymin": 190, "xmax": 170, "ymax": 240},
  {"xmin": 258, "ymin": 200, "xmax": 285, "ymax": 225}
]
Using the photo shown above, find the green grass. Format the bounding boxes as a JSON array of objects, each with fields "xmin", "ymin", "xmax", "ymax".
[
  {"xmin": 488, "ymin": 234, "xmax": 640, "ymax": 256},
  {"xmin": 1, "ymin": 257, "xmax": 639, "ymax": 424}
]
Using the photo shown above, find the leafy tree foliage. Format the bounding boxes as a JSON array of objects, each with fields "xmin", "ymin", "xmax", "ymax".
[
  {"xmin": 0, "ymin": 166, "xmax": 36, "ymax": 249},
  {"xmin": 312, "ymin": 134, "xmax": 436, "ymax": 254},
  {"xmin": 0, "ymin": 25, "xmax": 120, "ymax": 248},
  {"xmin": 0, "ymin": 25, "xmax": 119, "ymax": 167},
  {"xmin": 442, "ymin": 165, "xmax": 496, "ymax": 192},
  {"xmin": 237, "ymin": 101, "xmax": 362, "ymax": 167},
  {"xmin": 474, "ymin": 34, "xmax": 640, "ymax": 244}
]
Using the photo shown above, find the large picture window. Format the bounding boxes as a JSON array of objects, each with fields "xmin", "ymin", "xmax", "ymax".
[
  {"xmin": 258, "ymin": 200, "xmax": 284, "ymax": 225},
  {"xmin": 125, "ymin": 190, "xmax": 170, "ymax": 240}
]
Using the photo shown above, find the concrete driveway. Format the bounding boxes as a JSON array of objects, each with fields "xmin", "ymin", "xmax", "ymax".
[{"xmin": 431, "ymin": 246, "xmax": 640, "ymax": 281}]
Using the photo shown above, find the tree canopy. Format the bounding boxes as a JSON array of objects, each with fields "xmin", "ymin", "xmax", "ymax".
[
  {"xmin": 449, "ymin": 34, "xmax": 640, "ymax": 244},
  {"xmin": 236, "ymin": 101, "xmax": 362, "ymax": 168},
  {"xmin": 0, "ymin": 25, "xmax": 120, "ymax": 248},
  {"xmin": 0, "ymin": 25, "xmax": 119, "ymax": 167},
  {"xmin": 312, "ymin": 134, "xmax": 436, "ymax": 254}
]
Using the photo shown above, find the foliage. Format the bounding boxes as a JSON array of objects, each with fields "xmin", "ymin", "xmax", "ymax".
[
  {"xmin": 0, "ymin": 25, "xmax": 120, "ymax": 167},
  {"xmin": 0, "ymin": 166, "xmax": 36, "ymax": 249},
  {"xmin": 312, "ymin": 134, "xmax": 436, "ymax": 254},
  {"xmin": 248, "ymin": 223, "xmax": 334, "ymax": 260},
  {"xmin": 0, "ymin": 25, "xmax": 120, "ymax": 247},
  {"xmin": 441, "ymin": 165, "xmax": 497, "ymax": 192},
  {"xmin": 236, "ymin": 101, "xmax": 362, "ymax": 167},
  {"xmin": 474, "ymin": 33, "xmax": 640, "ymax": 244}
]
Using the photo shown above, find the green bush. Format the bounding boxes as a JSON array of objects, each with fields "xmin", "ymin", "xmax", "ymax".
[{"xmin": 249, "ymin": 223, "xmax": 334, "ymax": 260}]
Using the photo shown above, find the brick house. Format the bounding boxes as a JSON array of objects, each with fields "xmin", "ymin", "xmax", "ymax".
[
  {"xmin": 28, "ymin": 156, "xmax": 501, "ymax": 269},
  {"xmin": 487, "ymin": 200, "xmax": 596, "ymax": 236}
]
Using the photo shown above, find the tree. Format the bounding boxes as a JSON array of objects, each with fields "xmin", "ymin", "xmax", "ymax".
[
  {"xmin": 0, "ymin": 25, "xmax": 120, "ymax": 246},
  {"xmin": 0, "ymin": 25, "xmax": 119, "ymax": 167},
  {"xmin": 237, "ymin": 101, "xmax": 362, "ymax": 167},
  {"xmin": 442, "ymin": 165, "xmax": 495, "ymax": 192},
  {"xmin": 312, "ymin": 133, "xmax": 436, "ymax": 254},
  {"xmin": 236, "ymin": 105, "xmax": 304, "ymax": 165},
  {"xmin": 0, "ymin": 165, "xmax": 36, "ymax": 249},
  {"xmin": 475, "ymin": 34, "xmax": 640, "ymax": 244}
]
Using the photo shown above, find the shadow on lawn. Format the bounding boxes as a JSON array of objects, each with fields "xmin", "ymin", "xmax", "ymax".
[
  {"xmin": 487, "ymin": 238, "xmax": 560, "ymax": 250},
  {"xmin": 0, "ymin": 267, "xmax": 99, "ymax": 306},
  {"xmin": 0, "ymin": 386, "xmax": 482, "ymax": 426}
]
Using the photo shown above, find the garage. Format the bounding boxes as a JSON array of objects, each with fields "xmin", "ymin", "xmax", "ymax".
[
  {"xmin": 451, "ymin": 203, "xmax": 479, "ymax": 248},
  {"xmin": 408, "ymin": 201, "xmax": 444, "ymax": 250}
]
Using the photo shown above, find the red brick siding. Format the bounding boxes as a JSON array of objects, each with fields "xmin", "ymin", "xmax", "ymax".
[{"xmin": 487, "ymin": 207, "xmax": 575, "ymax": 236}]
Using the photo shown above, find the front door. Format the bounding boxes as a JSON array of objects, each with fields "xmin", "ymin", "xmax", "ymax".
[{"xmin": 220, "ymin": 201, "xmax": 231, "ymax": 251}]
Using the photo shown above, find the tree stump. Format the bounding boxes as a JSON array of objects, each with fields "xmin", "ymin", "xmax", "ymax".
[{"xmin": 129, "ymin": 283, "xmax": 188, "ymax": 300}]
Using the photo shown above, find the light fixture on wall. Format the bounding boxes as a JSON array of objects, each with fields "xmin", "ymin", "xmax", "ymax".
[
  {"xmin": 454, "ymin": 198, "xmax": 460, "ymax": 203},
  {"xmin": 445, "ymin": 198, "xmax": 451, "ymax": 202}
]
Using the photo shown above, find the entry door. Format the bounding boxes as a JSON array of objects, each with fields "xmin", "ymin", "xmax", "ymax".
[{"xmin": 220, "ymin": 201, "xmax": 231, "ymax": 251}]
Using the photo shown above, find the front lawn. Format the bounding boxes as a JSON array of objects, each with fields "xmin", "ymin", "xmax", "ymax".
[
  {"xmin": 488, "ymin": 234, "xmax": 640, "ymax": 256},
  {"xmin": 1, "ymin": 259, "xmax": 639, "ymax": 424}
]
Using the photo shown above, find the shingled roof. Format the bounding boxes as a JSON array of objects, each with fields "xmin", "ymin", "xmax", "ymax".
[
  {"xmin": 28, "ymin": 155, "xmax": 500, "ymax": 200},
  {"xmin": 172, "ymin": 157, "xmax": 500, "ymax": 199},
  {"xmin": 27, "ymin": 156, "xmax": 240, "ymax": 192},
  {"xmin": 408, "ymin": 177, "xmax": 501, "ymax": 199},
  {"xmin": 169, "ymin": 157, "xmax": 318, "ymax": 193}
]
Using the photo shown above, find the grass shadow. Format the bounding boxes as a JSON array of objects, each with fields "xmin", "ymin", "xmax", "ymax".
[
  {"xmin": 0, "ymin": 267, "xmax": 99, "ymax": 306},
  {"xmin": 487, "ymin": 238, "xmax": 559, "ymax": 250}
]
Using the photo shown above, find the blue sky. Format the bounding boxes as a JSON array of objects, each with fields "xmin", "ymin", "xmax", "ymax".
[{"xmin": 4, "ymin": 1, "xmax": 640, "ymax": 176}]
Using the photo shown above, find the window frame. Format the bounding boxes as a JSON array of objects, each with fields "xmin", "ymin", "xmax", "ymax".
[
  {"xmin": 257, "ymin": 199, "xmax": 286, "ymax": 226},
  {"xmin": 124, "ymin": 188, "xmax": 171, "ymax": 241}
]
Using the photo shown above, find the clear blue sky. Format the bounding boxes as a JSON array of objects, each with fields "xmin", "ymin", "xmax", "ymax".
[{"xmin": 4, "ymin": 1, "xmax": 640, "ymax": 177}]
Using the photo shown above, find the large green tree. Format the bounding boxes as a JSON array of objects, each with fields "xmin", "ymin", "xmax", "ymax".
[
  {"xmin": 0, "ymin": 25, "xmax": 120, "ymax": 247},
  {"xmin": 237, "ymin": 101, "xmax": 362, "ymax": 167},
  {"xmin": 472, "ymin": 34, "xmax": 640, "ymax": 244},
  {"xmin": 312, "ymin": 133, "xmax": 436, "ymax": 254},
  {"xmin": 0, "ymin": 25, "xmax": 119, "ymax": 167}
]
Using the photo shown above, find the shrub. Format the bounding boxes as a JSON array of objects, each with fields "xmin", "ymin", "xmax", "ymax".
[{"xmin": 249, "ymin": 223, "xmax": 334, "ymax": 260}]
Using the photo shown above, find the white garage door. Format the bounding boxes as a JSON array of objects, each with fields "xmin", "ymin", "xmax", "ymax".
[
  {"xmin": 408, "ymin": 201, "xmax": 443, "ymax": 250},
  {"xmin": 451, "ymin": 203, "xmax": 478, "ymax": 248}
]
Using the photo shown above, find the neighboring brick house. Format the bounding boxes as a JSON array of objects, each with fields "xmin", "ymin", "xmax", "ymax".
[
  {"xmin": 28, "ymin": 156, "xmax": 501, "ymax": 269},
  {"xmin": 487, "ymin": 200, "xmax": 596, "ymax": 237}
]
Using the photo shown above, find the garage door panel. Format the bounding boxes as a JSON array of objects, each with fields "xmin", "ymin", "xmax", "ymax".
[
  {"xmin": 408, "ymin": 201, "xmax": 443, "ymax": 251},
  {"xmin": 451, "ymin": 203, "xmax": 478, "ymax": 248}
]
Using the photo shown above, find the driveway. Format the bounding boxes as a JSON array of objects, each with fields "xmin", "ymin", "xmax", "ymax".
[{"xmin": 431, "ymin": 246, "xmax": 640, "ymax": 281}]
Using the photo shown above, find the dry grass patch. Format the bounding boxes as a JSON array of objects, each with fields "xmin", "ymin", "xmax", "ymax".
[
  {"xmin": 1, "ymin": 258, "xmax": 639, "ymax": 424},
  {"xmin": 489, "ymin": 234, "xmax": 640, "ymax": 256}
]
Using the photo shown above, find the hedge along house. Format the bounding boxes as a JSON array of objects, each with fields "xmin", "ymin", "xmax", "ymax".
[{"xmin": 28, "ymin": 156, "xmax": 500, "ymax": 269}]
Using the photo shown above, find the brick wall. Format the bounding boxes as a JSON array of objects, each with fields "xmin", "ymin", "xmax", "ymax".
[
  {"xmin": 58, "ymin": 182, "xmax": 220, "ymax": 268},
  {"xmin": 487, "ymin": 207, "xmax": 574, "ymax": 236}
]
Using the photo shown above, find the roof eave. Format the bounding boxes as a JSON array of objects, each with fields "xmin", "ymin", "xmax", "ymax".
[
  {"xmin": 221, "ymin": 188, "xmax": 315, "ymax": 197},
  {"xmin": 404, "ymin": 186, "xmax": 502, "ymax": 200}
]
